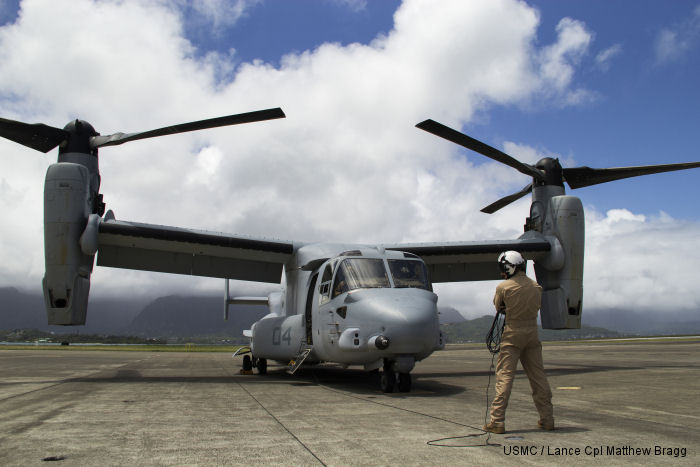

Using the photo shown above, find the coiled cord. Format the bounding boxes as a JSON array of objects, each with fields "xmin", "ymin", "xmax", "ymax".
[
  {"xmin": 486, "ymin": 310, "xmax": 506, "ymax": 355},
  {"xmin": 426, "ymin": 310, "xmax": 505, "ymax": 448}
]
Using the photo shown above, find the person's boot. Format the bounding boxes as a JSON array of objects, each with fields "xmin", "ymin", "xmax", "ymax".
[
  {"xmin": 483, "ymin": 421, "xmax": 505, "ymax": 434},
  {"xmin": 538, "ymin": 419, "xmax": 555, "ymax": 431}
]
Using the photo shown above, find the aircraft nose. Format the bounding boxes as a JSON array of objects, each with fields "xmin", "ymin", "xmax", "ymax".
[{"xmin": 352, "ymin": 289, "xmax": 439, "ymax": 354}]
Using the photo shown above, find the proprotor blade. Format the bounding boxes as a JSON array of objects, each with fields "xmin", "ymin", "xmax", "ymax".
[
  {"xmin": 481, "ymin": 182, "xmax": 533, "ymax": 214},
  {"xmin": 416, "ymin": 119, "xmax": 544, "ymax": 180},
  {"xmin": 563, "ymin": 162, "xmax": 700, "ymax": 189},
  {"xmin": 91, "ymin": 107, "xmax": 286, "ymax": 148},
  {"xmin": 0, "ymin": 117, "xmax": 69, "ymax": 153}
]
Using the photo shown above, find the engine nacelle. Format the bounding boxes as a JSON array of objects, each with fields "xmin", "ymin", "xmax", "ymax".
[
  {"xmin": 42, "ymin": 162, "xmax": 96, "ymax": 325},
  {"xmin": 533, "ymin": 195, "xmax": 584, "ymax": 329}
]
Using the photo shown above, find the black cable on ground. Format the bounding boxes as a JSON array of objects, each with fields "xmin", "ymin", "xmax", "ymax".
[
  {"xmin": 426, "ymin": 351, "xmax": 501, "ymax": 448},
  {"xmin": 235, "ymin": 311, "xmax": 507, "ymax": 453},
  {"xmin": 402, "ymin": 311, "xmax": 507, "ymax": 447},
  {"xmin": 309, "ymin": 355, "xmax": 502, "ymax": 449}
]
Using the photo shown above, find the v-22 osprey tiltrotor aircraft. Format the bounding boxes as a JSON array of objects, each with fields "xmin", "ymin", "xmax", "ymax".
[{"xmin": 2, "ymin": 108, "xmax": 699, "ymax": 392}]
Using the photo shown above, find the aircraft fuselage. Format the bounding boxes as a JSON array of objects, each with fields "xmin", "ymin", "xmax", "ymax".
[{"xmin": 248, "ymin": 244, "xmax": 444, "ymax": 376}]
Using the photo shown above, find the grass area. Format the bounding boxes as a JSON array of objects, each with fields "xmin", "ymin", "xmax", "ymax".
[
  {"xmin": 2, "ymin": 335, "xmax": 698, "ymax": 353},
  {"xmin": 546, "ymin": 335, "xmax": 700, "ymax": 344},
  {"xmin": 0, "ymin": 344, "xmax": 246, "ymax": 352},
  {"xmin": 444, "ymin": 334, "xmax": 700, "ymax": 349}
]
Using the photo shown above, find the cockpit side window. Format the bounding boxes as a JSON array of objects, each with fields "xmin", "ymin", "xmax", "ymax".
[
  {"xmin": 321, "ymin": 264, "xmax": 333, "ymax": 283},
  {"xmin": 332, "ymin": 258, "xmax": 390, "ymax": 298},
  {"xmin": 319, "ymin": 264, "xmax": 333, "ymax": 305},
  {"xmin": 332, "ymin": 265, "xmax": 349, "ymax": 298},
  {"xmin": 388, "ymin": 259, "xmax": 431, "ymax": 290}
]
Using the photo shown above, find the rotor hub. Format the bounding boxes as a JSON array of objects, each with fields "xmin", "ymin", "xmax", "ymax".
[
  {"xmin": 535, "ymin": 157, "xmax": 564, "ymax": 187},
  {"xmin": 60, "ymin": 120, "xmax": 99, "ymax": 155}
]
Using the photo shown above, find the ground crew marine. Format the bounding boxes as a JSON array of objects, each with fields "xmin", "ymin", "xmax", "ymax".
[{"xmin": 484, "ymin": 251, "xmax": 554, "ymax": 434}]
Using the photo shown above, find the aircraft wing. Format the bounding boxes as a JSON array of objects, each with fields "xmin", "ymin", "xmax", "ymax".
[
  {"xmin": 384, "ymin": 234, "xmax": 551, "ymax": 282},
  {"xmin": 96, "ymin": 218, "xmax": 294, "ymax": 283}
]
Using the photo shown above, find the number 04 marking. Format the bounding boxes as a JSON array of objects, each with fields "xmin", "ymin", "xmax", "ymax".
[{"xmin": 272, "ymin": 327, "xmax": 292, "ymax": 346}]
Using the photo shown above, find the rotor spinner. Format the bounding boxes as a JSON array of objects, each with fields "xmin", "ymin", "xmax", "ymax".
[
  {"xmin": 534, "ymin": 157, "xmax": 564, "ymax": 187},
  {"xmin": 59, "ymin": 119, "xmax": 99, "ymax": 156}
]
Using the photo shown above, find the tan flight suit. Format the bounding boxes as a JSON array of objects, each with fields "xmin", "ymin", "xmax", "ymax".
[{"xmin": 489, "ymin": 270, "xmax": 553, "ymax": 426}]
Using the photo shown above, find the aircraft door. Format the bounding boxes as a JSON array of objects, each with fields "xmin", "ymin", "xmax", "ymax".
[
  {"xmin": 305, "ymin": 272, "xmax": 318, "ymax": 345},
  {"xmin": 316, "ymin": 262, "xmax": 336, "ymax": 349}
]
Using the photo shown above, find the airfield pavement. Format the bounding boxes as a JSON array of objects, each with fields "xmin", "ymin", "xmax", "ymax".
[{"xmin": 0, "ymin": 339, "xmax": 698, "ymax": 466}]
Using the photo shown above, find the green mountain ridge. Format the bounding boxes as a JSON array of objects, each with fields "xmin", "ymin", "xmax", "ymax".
[
  {"xmin": 3, "ymin": 288, "xmax": 698, "ymax": 341},
  {"xmin": 441, "ymin": 315, "xmax": 621, "ymax": 344}
]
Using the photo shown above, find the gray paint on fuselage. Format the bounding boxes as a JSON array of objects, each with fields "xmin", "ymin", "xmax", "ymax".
[{"xmin": 253, "ymin": 243, "xmax": 441, "ymax": 367}]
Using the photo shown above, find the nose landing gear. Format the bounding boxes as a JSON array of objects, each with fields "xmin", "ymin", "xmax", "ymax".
[
  {"xmin": 380, "ymin": 364, "xmax": 396, "ymax": 392},
  {"xmin": 380, "ymin": 358, "xmax": 413, "ymax": 393},
  {"xmin": 397, "ymin": 372, "xmax": 411, "ymax": 392}
]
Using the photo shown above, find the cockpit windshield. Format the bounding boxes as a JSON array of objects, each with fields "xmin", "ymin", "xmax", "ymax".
[
  {"xmin": 332, "ymin": 258, "xmax": 390, "ymax": 297},
  {"xmin": 388, "ymin": 259, "xmax": 431, "ymax": 290}
]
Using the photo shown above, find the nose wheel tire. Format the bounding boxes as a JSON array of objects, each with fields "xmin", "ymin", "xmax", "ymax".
[
  {"xmin": 398, "ymin": 372, "xmax": 411, "ymax": 392},
  {"xmin": 380, "ymin": 370, "xmax": 396, "ymax": 393},
  {"xmin": 256, "ymin": 357, "xmax": 267, "ymax": 375}
]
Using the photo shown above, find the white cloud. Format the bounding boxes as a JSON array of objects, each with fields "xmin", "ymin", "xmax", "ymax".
[
  {"xmin": 443, "ymin": 207, "xmax": 700, "ymax": 319},
  {"xmin": 655, "ymin": 29, "xmax": 682, "ymax": 64},
  {"xmin": 181, "ymin": 0, "xmax": 262, "ymax": 32},
  {"xmin": 653, "ymin": 4, "xmax": 700, "ymax": 65},
  {"xmin": 1, "ymin": 0, "xmax": 696, "ymax": 319},
  {"xmin": 502, "ymin": 141, "xmax": 563, "ymax": 165},
  {"xmin": 537, "ymin": 17, "xmax": 594, "ymax": 105},
  {"xmin": 187, "ymin": 145, "xmax": 225, "ymax": 186},
  {"xmin": 583, "ymin": 208, "xmax": 700, "ymax": 312},
  {"xmin": 595, "ymin": 43, "xmax": 622, "ymax": 71},
  {"xmin": 330, "ymin": 0, "xmax": 368, "ymax": 13}
]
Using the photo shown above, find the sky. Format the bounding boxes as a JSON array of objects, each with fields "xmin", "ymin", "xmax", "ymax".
[{"xmin": 1, "ymin": 0, "xmax": 699, "ymax": 319}]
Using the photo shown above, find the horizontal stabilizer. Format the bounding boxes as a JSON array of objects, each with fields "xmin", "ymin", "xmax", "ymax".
[{"xmin": 229, "ymin": 297, "xmax": 269, "ymax": 306}]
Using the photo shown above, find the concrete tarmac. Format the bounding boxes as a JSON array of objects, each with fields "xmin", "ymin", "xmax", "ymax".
[{"xmin": 0, "ymin": 339, "xmax": 698, "ymax": 466}]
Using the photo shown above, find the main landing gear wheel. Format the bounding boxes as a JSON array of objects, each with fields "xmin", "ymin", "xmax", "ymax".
[
  {"xmin": 256, "ymin": 357, "xmax": 267, "ymax": 375},
  {"xmin": 380, "ymin": 359, "xmax": 396, "ymax": 393},
  {"xmin": 242, "ymin": 355, "xmax": 252, "ymax": 372}
]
